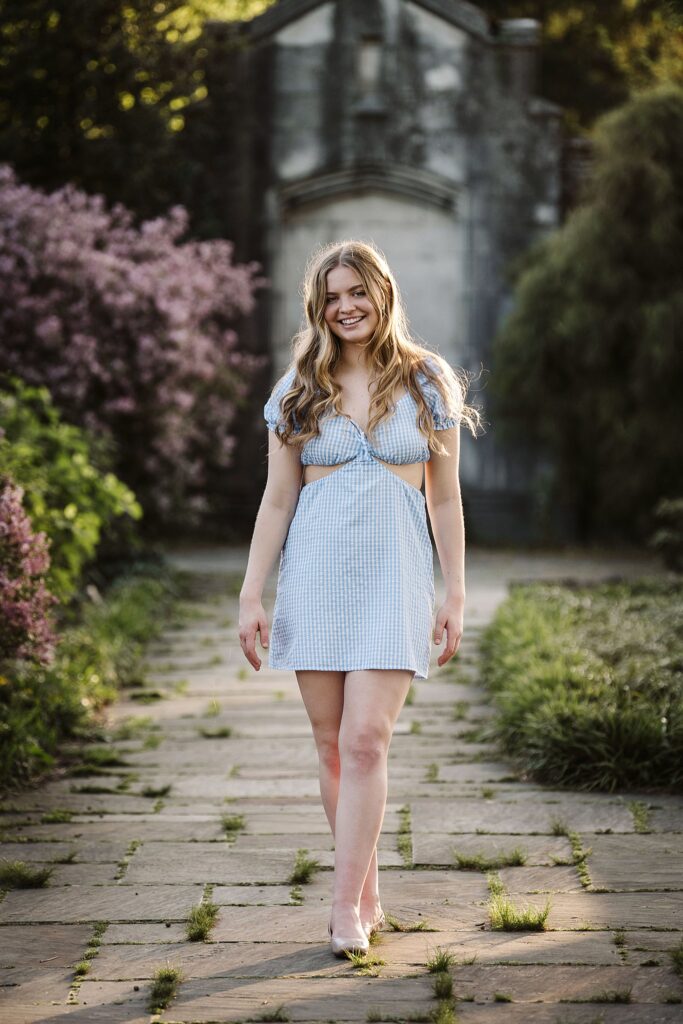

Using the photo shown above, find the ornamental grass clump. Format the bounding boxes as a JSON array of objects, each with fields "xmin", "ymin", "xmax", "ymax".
[{"xmin": 480, "ymin": 578, "xmax": 683, "ymax": 791}]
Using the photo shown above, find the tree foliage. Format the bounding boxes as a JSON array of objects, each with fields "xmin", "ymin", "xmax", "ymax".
[
  {"xmin": 0, "ymin": 0, "xmax": 273, "ymax": 229},
  {"xmin": 479, "ymin": 0, "xmax": 683, "ymax": 132},
  {"xmin": 490, "ymin": 84, "xmax": 683, "ymax": 542}
]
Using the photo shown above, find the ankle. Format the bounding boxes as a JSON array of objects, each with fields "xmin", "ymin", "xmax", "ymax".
[{"xmin": 331, "ymin": 900, "xmax": 361, "ymax": 920}]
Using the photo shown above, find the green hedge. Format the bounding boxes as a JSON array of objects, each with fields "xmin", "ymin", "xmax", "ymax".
[
  {"xmin": 0, "ymin": 375, "xmax": 142, "ymax": 603},
  {"xmin": 0, "ymin": 563, "xmax": 183, "ymax": 790},
  {"xmin": 479, "ymin": 577, "xmax": 683, "ymax": 792}
]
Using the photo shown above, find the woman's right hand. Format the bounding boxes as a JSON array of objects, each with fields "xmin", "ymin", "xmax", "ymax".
[{"xmin": 238, "ymin": 597, "xmax": 269, "ymax": 670}]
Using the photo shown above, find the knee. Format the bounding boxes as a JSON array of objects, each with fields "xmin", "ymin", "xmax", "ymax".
[
  {"xmin": 340, "ymin": 727, "xmax": 389, "ymax": 774},
  {"xmin": 317, "ymin": 735, "xmax": 341, "ymax": 776}
]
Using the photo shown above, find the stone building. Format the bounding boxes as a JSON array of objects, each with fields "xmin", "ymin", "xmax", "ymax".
[{"xmin": 213, "ymin": 0, "xmax": 568, "ymax": 543}]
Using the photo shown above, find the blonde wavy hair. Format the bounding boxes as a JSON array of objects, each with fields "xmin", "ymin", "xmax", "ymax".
[{"xmin": 270, "ymin": 239, "xmax": 483, "ymax": 455}]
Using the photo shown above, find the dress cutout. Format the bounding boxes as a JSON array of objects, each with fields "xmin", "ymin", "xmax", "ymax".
[{"xmin": 263, "ymin": 359, "xmax": 458, "ymax": 679}]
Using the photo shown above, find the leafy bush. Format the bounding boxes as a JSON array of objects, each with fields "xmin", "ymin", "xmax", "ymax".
[
  {"xmin": 480, "ymin": 578, "xmax": 683, "ymax": 791},
  {"xmin": 0, "ymin": 477, "xmax": 58, "ymax": 665},
  {"xmin": 0, "ymin": 564, "xmax": 182, "ymax": 789},
  {"xmin": 490, "ymin": 85, "xmax": 683, "ymax": 542},
  {"xmin": 0, "ymin": 376, "xmax": 142, "ymax": 602},
  {"xmin": 0, "ymin": 164, "xmax": 265, "ymax": 528}
]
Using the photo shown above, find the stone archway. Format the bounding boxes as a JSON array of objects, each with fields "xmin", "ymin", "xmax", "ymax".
[{"xmin": 270, "ymin": 187, "xmax": 466, "ymax": 373}]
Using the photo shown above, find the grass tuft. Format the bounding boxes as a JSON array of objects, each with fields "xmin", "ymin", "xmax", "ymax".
[
  {"xmin": 148, "ymin": 964, "xmax": 182, "ymax": 1012},
  {"xmin": 429, "ymin": 1002, "xmax": 458, "ymax": 1024},
  {"xmin": 453, "ymin": 846, "xmax": 527, "ymax": 871},
  {"xmin": 486, "ymin": 871, "xmax": 505, "ymax": 897},
  {"xmin": 221, "ymin": 812, "xmax": 246, "ymax": 839},
  {"xmin": 41, "ymin": 808, "xmax": 74, "ymax": 823},
  {"xmin": 186, "ymin": 898, "xmax": 219, "ymax": 942},
  {"xmin": 628, "ymin": 800, "xmax": 651, "ymax": 833},
  {"xmin": 198, "ymin": 725, "xmax": 233, "ymax": 739},
  {"xmin": 671, "ymin": 937, "xmax": 683, "ymax": 978},
  {"xmin": 426, "ymin": 947, "xmax": 456, "ymax": 973},
  {"xmin": 397, "ymin": 804, "xmax": 413, "ymax": 867},
  {"xmin": 561, "ymin": 988, "xmax": 632, "ymax": 1004},
  {"xmin": 141, "ymin": 783, "xmax": 171, "ymax": 798},
  {"xmin": 345, "ymin": 949, "xmax": 386, "ymax": 976},
  {"xmin": 288, "ymin": 848, "xmax": 321, "ymax": 884},
  {"xmin": 488, "ymin": 892, "xmax": 550, "ymax": 931},
  {"xmin": 385, "ymin": 913, "xmax": 436, "ymax": 932},
  {"xmin": 0, "ymin": 859, "xmax": 53, "ymax": 888},
  {"xmin": 254, "ymin": 1008, "xmax": 290, "ymax": 1022},
  {"xmin": 432, "ymin": 971, "xmax": 453, "ymax": 999}
]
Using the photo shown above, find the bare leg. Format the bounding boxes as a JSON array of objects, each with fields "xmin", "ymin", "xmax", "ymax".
[
  {"xmin": 332, "ymin": 668, "xmax": 414, "ymax": 939},
  {"xmin": 295, "ymin": 669, "xmax": 403, "ymax": 932}
]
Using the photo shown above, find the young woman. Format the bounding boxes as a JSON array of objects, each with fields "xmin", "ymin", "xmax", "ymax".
[{"xmin": 239, "ymin": 239, "xmax": 481, "ymax": 957}]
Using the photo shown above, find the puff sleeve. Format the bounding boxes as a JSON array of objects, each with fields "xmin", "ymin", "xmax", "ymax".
[
  {"xmin": 263, "ymin": 366, "xmax": 299, "ymax": 435},
  {"xmin": 416, "ymin": 360, "xmax": 461, "ymax": 430}
]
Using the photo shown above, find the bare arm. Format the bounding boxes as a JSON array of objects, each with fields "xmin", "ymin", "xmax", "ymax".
[
  {"xmin": 424, "ymin": 425, "xmax": 465, "ymax": 665},
  {"xmin": 238, "ymin": 431, "xmax": 303, "ymax": 670}
]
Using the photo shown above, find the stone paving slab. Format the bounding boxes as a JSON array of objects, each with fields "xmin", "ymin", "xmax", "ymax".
[
  {"xmin": 650, "ymin": 804, "xmax": 683, "ymax": 832},
  {"xmin": 208, "ymin": 898, "xmax": 485, "ymax": 940},
  {"xmin": 129, "ymin": 740, "xmax": 319, "ymax": 771},
  {"xmin": 585, "ymin": 833, "xmax": 683, "ymax": 891},
  {"xmin": 496, "ymin": 865, "xmax": 583, "ymax": 893},
  {"xmin": 434, "ymin": 762, "xmax": 522, "ymax": 783},
  {"xmin": 155, "ymin": 975, "xmax": 437, "ymax": 1022},
  {"xmin": 0, "ymin": 1006, "xmax": 87, "ymax": 1024},
  {"xmin": 169, "ymin": 775, "xmax": 322, "ymax": 799},
  {"xmin": 414, "ymin": 832, "xmax": 573, "ymax": 866},
  {"xmin": 212, "ymin": 883, "xmax": 299, "ymax": 905},
  {"xmin": 124, "ymin": 842, "xmax": 300, "ymax": 885},
  {"xmin": 8, "ymin": 817, "xmax": 224, "ymax": 842},
  {"xmin": 547, "ymin": 891, "xmax": 683, "ymax": 930},
  {"xmin": 21, "ymin": 862, "xmax": 119, "ymax": 886},
  {"xmin": 0, "ymin": 923, "xmax": 92, "ymax": 1001},
  {"xmin": 411, "ymin": 797, "xmax": 636, "ymax": 835},
  {"xmin": 47, "ymin": 980, "xmax": 151, "ymax": 1022},
  {"xmin": 102, "ymin": 922, "xmax": 190, "ymax": 943},
  {"xmin": 620, "ymin": 930, "xmax": 683, "ymax": 954},
  {"xmin": 448, "ymin": 963, "xmax": 683, "ymax": 1003},
  {"xmin": 451, "ymin": 1009, "xmax": 683, "ymax": 1023},
  {"xmin": 374, "ymin": 927, "xmax": 625, "ymax": 967},
  {"xmin": 89, "ymin": 940, "xmax": 354, "ymax": 980},
  {"xmin": 0, "ymin": 884, "xmax": 203, "ymax": 923},
  {"xmin": 0, "ymin": 842, "xmax": 104, "ymax": 864}
]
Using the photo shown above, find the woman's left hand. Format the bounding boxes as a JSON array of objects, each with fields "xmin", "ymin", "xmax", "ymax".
[{"xmin": 433, "ymin": 595, "xmax": 464, "ymax": 666}]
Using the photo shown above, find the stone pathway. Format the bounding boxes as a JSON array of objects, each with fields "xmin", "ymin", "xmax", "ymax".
[{"xmin": 1, "ymin": 545, "xmax": 682, "ymax": 1023}]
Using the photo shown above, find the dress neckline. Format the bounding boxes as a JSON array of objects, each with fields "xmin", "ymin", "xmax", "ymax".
[{"xmin": 340, "ymin": 392, "xmax": 412, "ymax": 437}]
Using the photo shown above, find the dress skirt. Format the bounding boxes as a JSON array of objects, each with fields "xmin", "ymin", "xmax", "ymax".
[{"xmin": 268, "ymin": 455, "xmax": 435, "ymax": 679}]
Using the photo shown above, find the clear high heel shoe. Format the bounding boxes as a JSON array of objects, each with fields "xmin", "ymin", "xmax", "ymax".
[
  {"xmin": 362, "ymin": 908, "xmax": 386, "ymax": 938},
  {"xmin": 328, "ymin": 917, "xmax": 370, "ymax": 958}
]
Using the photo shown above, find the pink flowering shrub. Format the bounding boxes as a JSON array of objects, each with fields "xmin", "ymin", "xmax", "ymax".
[
  {"xmin": 0, "ymin": 164, "xmax": 266, "ymax": 527},
  {"xmin": 0, "ymin": 478, "xmax": 58, "ymax": 666}
]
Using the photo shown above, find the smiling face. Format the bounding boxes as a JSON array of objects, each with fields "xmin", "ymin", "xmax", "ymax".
[{"xmin": 323, "ymin": 264, "xmax": 379, "ymax": 346}]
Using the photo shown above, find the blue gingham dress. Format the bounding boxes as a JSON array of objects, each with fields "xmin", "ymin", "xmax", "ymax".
[{"xmin": 263, "ymin": 360, "xmax": 458, "ymax": 679}]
